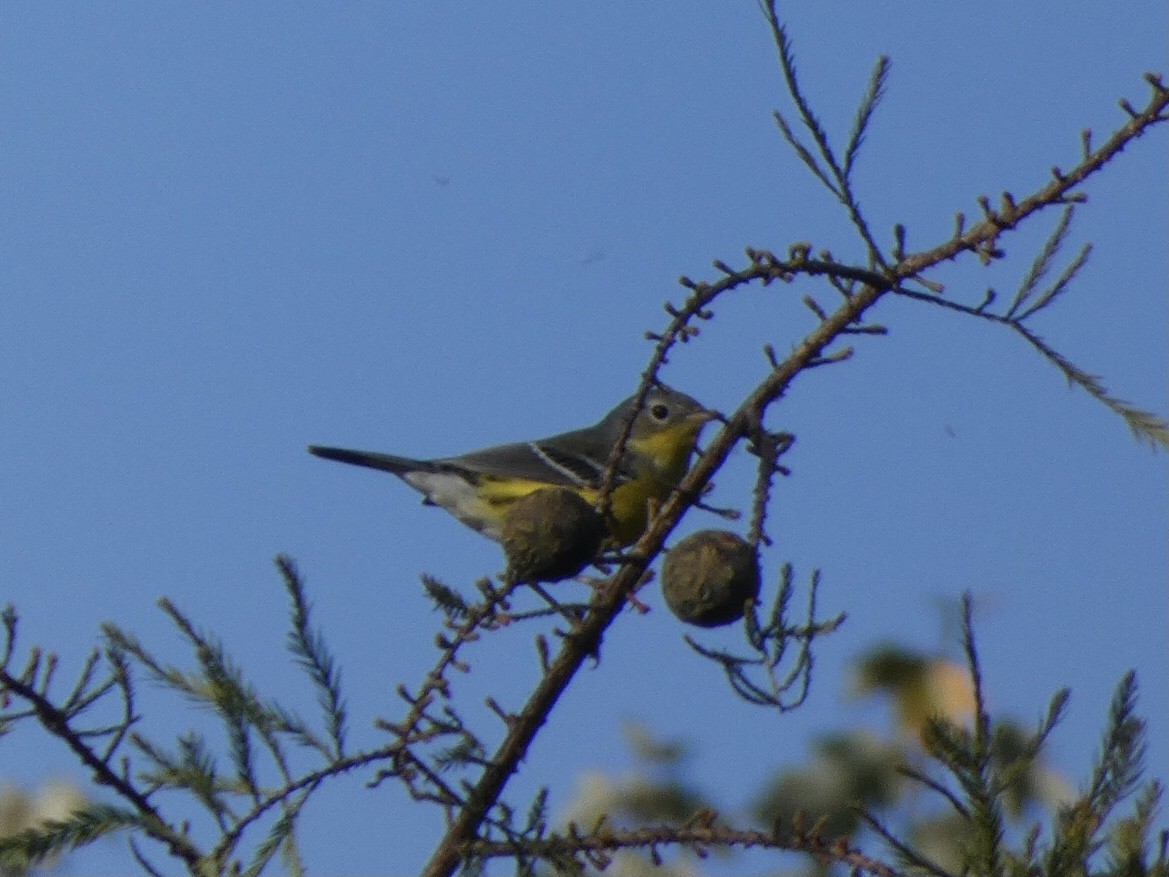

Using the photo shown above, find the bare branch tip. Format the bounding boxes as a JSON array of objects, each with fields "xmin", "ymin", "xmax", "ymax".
[
  {"xmin": 892, "ymin": 223, "xmax": 907, "ymax": 260},
  {"xmin": 802, "ymin": 295, "xmax": 827, "ymax": 320},
  {"xmin": 952, "ymin": 211, "xmax": 966, "ymax": 238}
]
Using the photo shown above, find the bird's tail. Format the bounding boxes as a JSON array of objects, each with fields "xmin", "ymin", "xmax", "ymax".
[{"xmin": 307, "ymin": 445, "xmax": 431, "ymax": 477}]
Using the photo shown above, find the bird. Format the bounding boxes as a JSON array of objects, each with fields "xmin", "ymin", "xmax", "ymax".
[{"xmin": 308, "ymin": 384, "xmax": 715, "ymax": 547}]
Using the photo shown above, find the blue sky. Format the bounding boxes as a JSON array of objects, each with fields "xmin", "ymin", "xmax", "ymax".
[{"xmin": 1, "ymin": 3, "xmax": 1165, "ymax": 874}]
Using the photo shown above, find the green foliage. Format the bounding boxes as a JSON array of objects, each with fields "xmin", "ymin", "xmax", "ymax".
[
  {"xmin": 1043, "ymin": 671, "xmax": 1159, "ymax": 877},
  {"xmin": 551, "ymin": 595, "xmax": 1166, "ymax": 877},
  {"xmin": 0, "ymin": 557, "xmax": 380, "ymax": 876},
  {"xmin": 753, "ymin": 731, "xmax": 903, "ymax": 842},
  {"xmin": 422, "ymin": 573, "xmax": 473, "ymax": 620},
  {"xmin": 0, "ymin": 804, "xmax": 143, "ymax": 876},
  {"xmin": 279, "ymin": 557, "xmax": 348, "ymax": 761}
]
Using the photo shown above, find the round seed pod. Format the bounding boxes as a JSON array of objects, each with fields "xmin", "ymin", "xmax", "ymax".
[
  {"xmin": 501, "ymin": 487, "xmax": 607, "ymax": 584},
  {"xmin": 661, "ymin": 529, "xmax": 760, "ymax": 627}
]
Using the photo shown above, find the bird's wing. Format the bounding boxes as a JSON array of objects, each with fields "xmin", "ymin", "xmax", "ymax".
[{"xmin": 446, "ymin": 433, "xmax": 633, "ymax": 489}]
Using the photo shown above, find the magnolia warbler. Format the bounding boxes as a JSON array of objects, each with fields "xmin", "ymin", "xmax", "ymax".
[{"xmin": 308, "ymin": 385, "xmax": 714, "ymax": 546}]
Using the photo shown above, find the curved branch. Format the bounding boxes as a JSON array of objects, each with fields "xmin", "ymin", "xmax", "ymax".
[
  {"xmin": 472, "ymin": 820, "xmax": 908, "ymax": 877},
  {"xmin": 420, "ymin": 71, "xmax": 1167, "ymax": 876}
]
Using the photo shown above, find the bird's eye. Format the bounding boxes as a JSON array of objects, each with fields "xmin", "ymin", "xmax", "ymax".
[{"xmin": 650, "ymin": 403, "xmax": 670, "ymax": 421}]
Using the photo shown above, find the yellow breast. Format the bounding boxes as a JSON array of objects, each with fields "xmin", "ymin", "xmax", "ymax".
[{"xmin": 462, "ymin": 418, "xmax": 705, "ymax": 547}]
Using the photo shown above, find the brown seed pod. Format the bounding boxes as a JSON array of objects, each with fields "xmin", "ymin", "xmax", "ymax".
[
  {"xmin": 661, "ymin": 529, "xmax": 760, "ymax": 627},
  {"xmin": 501, "ymin": 487, "xmax": 606, "ymax": 584}
]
